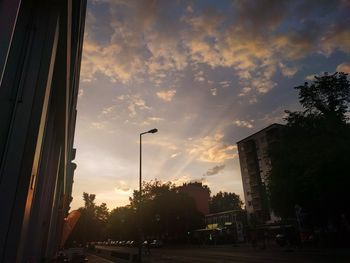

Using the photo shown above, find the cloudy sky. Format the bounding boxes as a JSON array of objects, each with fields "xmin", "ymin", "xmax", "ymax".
[{"xmin": 71, "ymin": 0, "xmax": 350, "ymax": 210}]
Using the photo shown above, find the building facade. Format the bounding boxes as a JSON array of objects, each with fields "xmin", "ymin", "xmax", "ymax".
[
  {"xmin": 237, "ymin": 124, "xmax": 284, "ymax": 224},
  {"xmin": 0, "ymin": 0, "xmax": 86, "ymax": 262},
  {"xmin": 178, "ymin": 182, "xmax": 210, "ymax": 215},
  {"xmin": 193, "ymin": 210, "xmax": 246, "ymax": 244},
  {"xmin": 205, "ymin": 210, "xmax": 246, "ymax": 242}
]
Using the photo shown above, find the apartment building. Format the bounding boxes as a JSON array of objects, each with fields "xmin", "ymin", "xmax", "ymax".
[{"xmin": 237, "ymin": 124, "xmax": 284, "ymax": 223}]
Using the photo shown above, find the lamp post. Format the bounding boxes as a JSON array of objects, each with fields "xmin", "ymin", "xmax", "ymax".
[{"xmin": 138, "ymin": 128, "xmax": 158, "ymax": 262}]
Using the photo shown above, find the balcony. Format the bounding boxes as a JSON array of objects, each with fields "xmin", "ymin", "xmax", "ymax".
[
  {"xmin": 251, "ymin": 192, "xmax": 260, "ymax": 199},
  {"xmin": 253, "ymin": 203, "xmax": 262, "ymax": 210},
  {"xmin": 249, "ymin": 178, "xmax": 259, "ymax": 186}
]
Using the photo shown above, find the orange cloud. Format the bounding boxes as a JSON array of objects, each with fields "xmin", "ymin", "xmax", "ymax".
[
  {"xmin": 186, "ymin": 132, "xmax": 237, "ymax": 163},
  {"xmin": 156, "ymin": 89, "xmax": 176, "ymax": 101},
  {"xmin": 336, "ymin": 62, "xmax": 350, "ymax": 73}
]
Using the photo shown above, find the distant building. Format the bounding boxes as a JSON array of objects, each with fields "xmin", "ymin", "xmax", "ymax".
[
  {"xmin": 194, "ymin": 210, "xmax": 246, "ymax": 244},
  {"xmin": 0, "ymin": 0, "xmax": 86, "ymax": 262},
  {"xmin": 178, "ymin": 182, "xmax": 210, "ymax": 215},
  {"xmin": 205, "ymin": 210, "xmax": 246, "ymax": 242},
  {"xmin": 237, "ymin": 123, "xmax": 284, "ymax": 223}
]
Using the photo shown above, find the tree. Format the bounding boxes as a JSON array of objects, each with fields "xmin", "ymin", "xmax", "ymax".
[
  {"xmin": 106, "ymin": 206, "xmax": 137, "ymax": 241},
  {"xmin": 67, "ymin": 193, "xmax": 109, "ymax": 245},
  {"xmin": 83, "ymin": 192, "xmax": 96, "ymax": 211},
  {"xmin": 68, "ymin": 180, "xmax": 207, "ymax": 245},
  {"xmin": 127, "ymin": 180, "xmax": 204, "ymax": 242},
  {"xmin": 96, "ymin": 203, "xmax": 109, "ymax": 222},
  {"xmin": 267, "ymin": 72, "xmax": 350, "ymax": 226},
  {"xmin": 209, "ymin": 191, "xmax": 243, "ymax": 213},
  {"xmin": 295, "ymin": 72, "xmax": 350, "ymax": 121}
]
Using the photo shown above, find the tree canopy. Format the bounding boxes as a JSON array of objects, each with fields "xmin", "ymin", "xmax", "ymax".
[
  {"xmin": 127, "ymin": 180, "xmax": 204, "ymax": 241},
  {"xmin": 67, "ymin": 180, "xmax": 244, "ymax": 244},
  {"xmin": 67, "ymin": 192, "xmax": 109, "ymax": 245},
  {"xmin": 267, "ymin": 72, "xmax": 350, "ymax": 225},
  {"xmin": 209, "ymin": 191, "xmax": 243, "ymax": 213},
  {"xmin": 295, "ymin": 72, "xmax": 350, "ymax": 121}
]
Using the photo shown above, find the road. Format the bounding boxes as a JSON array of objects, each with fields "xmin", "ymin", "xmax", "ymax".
[
  {"xmin": 92, "ymin": 245, "xmax": 350, "ymax": 263},
  {"xmin": 87, "ymin": 253, "xmax": 114, "ymax": 263}
]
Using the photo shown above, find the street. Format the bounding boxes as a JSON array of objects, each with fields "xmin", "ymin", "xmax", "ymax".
[
  {"xmin": 90, "ymin": 244, "xmax": 350, "ymax": 263},
  {"xmin": 87, "ymin": 253, "xmax": 114, "ymax": 263}
]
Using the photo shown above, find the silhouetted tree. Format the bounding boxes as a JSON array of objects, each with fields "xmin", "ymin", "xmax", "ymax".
[
  {"xmin": 96, "ymin": 202, "xmax": 109, "ymax": 222},
  {"xmin": 268, "ymin": 72, "xmax": 350, "ymax": 228},
  {"xmin": 295, "ymin": 72, "xmax": 350, "ymax": 121},
  {"xmin": 83, "ymin": 192, "xmax": 96, "ymax": 211},
  {"xmin": 209, "ymin": 191, "xmax": 243, "ymax": 213},
  {"xmin": 106, "ymin": 206, "xmax": 137, "ymax": 241},
  {"xmin": 67, "ymin": 193, "xmax": 109, "ymax": 245},
  {"xmin": 68, "ymin": 181, "xmax": 206, "ymax": 245},
  {"xmin": 128, "ymin": 180, "xmax": 204, "ymax": 242}
]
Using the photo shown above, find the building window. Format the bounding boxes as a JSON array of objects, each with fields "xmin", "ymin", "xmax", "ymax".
[{"xmin": 248, "ymin": 201, "xmax": 252, "ymax": 206}]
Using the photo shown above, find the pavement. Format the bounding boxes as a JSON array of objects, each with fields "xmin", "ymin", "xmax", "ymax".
[{"xmin": 88, "ymin": 244, "xmax": 350, "ymax": 263}]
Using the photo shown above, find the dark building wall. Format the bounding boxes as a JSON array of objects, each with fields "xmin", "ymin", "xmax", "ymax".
[
  {"xmin": 0, "ymin": 0, "xmax": 86, "ymax": 262},
  {"xmin": 179, "ymin": 182, "xmax": 210, "ymax": 215},
  {"xmin": 237, "ymin": 124, "xmax": 284, "ymax": 224}
]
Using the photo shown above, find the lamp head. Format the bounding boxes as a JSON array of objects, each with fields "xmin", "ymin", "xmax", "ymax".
[{"xmin": 148, "ymin": 128, "xmax": 158, "ymax": 134}]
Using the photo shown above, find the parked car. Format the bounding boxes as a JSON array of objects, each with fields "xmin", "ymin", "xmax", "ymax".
[
  {"xmin": 128, "ymin": 241, "xmax": 135, "ymax": 247},
  {"xmin": 150, "ymin": 240, "xmax": 163, "ymax": 248},
  {"xmin": 119, "ymin": 240, "xmax": 126, "ymax": 246},
  {"xmin": 112, "ymin": 240, "xmax": 119, "ymax": 246},
  {"xmin": 55, "ymin": 251, "xmax": 68, "ymax": 262}
]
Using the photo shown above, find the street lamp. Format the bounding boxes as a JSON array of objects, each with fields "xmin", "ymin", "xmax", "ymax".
[{"xmin": 138, "ymin": 128, "xmax": 158, "ymax": 262}]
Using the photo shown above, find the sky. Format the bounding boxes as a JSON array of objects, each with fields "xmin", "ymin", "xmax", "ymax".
[{"xmin": 71, "ymin": 0, "xmax": 350, "ymax": 210}]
